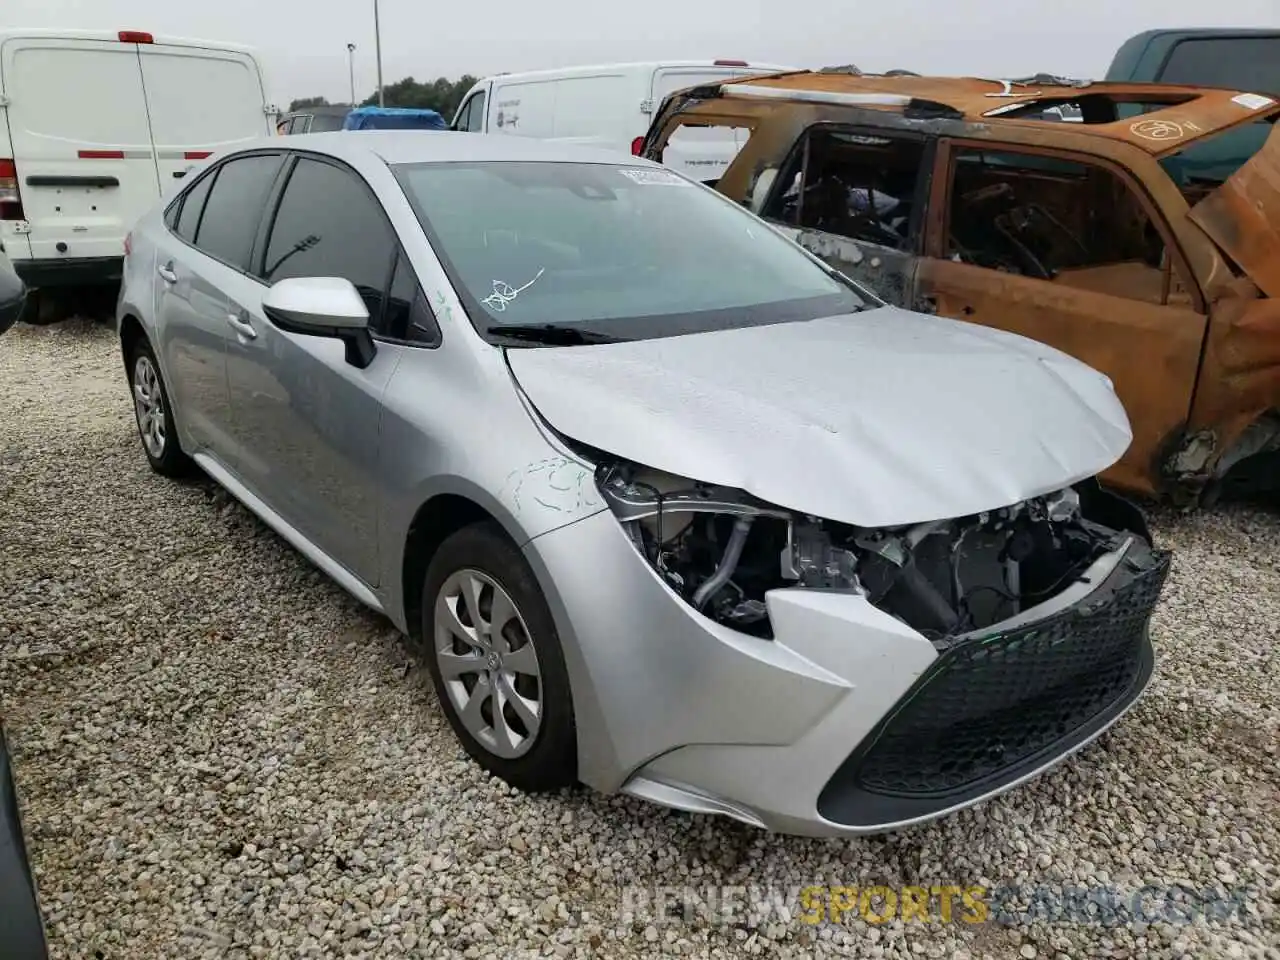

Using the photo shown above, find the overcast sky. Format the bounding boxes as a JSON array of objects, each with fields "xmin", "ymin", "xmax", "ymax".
[{"xmin": 6, "ymin": 0, "xmax": 1277, "ymax": 105}]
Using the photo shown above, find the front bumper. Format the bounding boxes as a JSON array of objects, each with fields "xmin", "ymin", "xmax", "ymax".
[{"xmin": 523, "ymin": 511, "xmax": 1170, "ymax": 837}]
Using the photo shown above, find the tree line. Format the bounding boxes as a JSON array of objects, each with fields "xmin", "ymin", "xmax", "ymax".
[{"xmin": 288, "ymin": 75, "xmax": 479, "ymax": 117}]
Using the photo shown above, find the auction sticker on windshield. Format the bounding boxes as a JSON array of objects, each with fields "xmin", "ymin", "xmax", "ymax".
[
  {"xmin": 618, "ymin": 168, "xmax": 691, "ymax": 186},
  {"xmin": 1231, "ymin": 93, "xmax": 1276, "ymax": 111}
]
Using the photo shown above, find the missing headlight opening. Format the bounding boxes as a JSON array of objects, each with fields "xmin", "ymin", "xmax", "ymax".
[{"xmin": 597, "ymin": 461, "xmax": 1155, "ymax": 643}]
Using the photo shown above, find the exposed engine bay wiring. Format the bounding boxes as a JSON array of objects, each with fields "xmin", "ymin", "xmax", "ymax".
[{"xmin": 597, "ymin": 460, "xmax": 1141, "ymax": 642}]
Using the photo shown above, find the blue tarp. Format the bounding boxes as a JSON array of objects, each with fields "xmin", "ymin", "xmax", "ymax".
[{"xmin": 342, "ymin": 106, "xmax": 448, "ymax": 131}]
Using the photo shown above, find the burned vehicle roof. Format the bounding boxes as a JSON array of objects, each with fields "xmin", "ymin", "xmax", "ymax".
[
  {"xmin": 643, "ymin": 71, "xmax": 1280, "ymax": 509},
  {"xmin": 698, "ymin": 72, "xmax": 1278, "ymax": 154}
]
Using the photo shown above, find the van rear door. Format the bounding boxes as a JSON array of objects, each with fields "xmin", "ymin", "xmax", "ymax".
[
  {"xmin": 138, "ymin": 43, "xmax": 272, "ymax": 185},
  {"xmin": 0, "ymin": 34, "xmax": 161, "ymax": 262},
  {"xmin": 649, "ymin": 66, "xmax": 784, "ymax": 182}
]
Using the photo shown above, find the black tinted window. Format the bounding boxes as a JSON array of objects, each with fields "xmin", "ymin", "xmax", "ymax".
[
  {"xmin": 262, "ymin": 157, "xmax": 397, "ymax": 327},
  {"xmin": 1160, "ymin": 37, "xmax": 1280, "ymax": 94},
  {"xmin": 384, "ymin": 250, "xmax": 439, "ymax": 344},
  {"xmin": 175, "ymin": 170, "xmax": 215, "ymax": 242},
  {"xmin": 195, "ymin": 154, "xmax": 283, "ymax": 269}
]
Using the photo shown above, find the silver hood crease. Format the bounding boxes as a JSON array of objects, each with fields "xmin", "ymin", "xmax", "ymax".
[{"xmin": 505, "ymin": 307, "xmax": 1134, "ymax": 527}]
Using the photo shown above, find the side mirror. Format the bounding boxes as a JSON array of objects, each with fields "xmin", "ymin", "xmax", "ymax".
[
  {"xmin": 262, "ymin": 276, "xmax": 376, "ymax": 368},
  {"xmin": 0, "ymin": 254, "xmax": 26, "ymax": 337}
]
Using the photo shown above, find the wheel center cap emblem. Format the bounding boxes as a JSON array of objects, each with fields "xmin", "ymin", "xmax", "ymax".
[{"xmin": 486, "ymin": 652, "xmax": 501, "ymax": 671}]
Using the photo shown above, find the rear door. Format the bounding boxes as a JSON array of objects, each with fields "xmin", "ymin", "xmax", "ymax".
[
  {"xmin": 154, "ymin": 152, "xmax": 286, "ymax": 460},
  {"xmin": 138, "ymin": 43, "xmax": 272, "ymax": 186},
  {"xmin": 0, "ymin": 34, "xmax": 161, "ymax": 262}
]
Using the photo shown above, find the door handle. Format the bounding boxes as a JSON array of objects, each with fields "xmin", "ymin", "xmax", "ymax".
[
  {"xmin": 226, "ymin": 312, "xmax": 257, "ymax": 340},
  {"xmin": 157, "ymin": 262, "xmax": 178, "ymax": 284}
]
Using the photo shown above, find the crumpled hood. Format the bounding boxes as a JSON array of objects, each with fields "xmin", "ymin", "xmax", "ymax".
[{"xmin": 505, "ymin": 307, "xmax": 1133, "ymax": 527}]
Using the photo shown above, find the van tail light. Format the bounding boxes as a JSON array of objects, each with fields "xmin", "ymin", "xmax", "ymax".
[
  {"xmin": 631, "ymin": 136, "xmax": 646, "ymax": 156},
  {"xmin": 118, "ymin": 31, "xmax": 155, "ymax": 44},
  {"xmin": 0, "ymin": 159, "xmax": 24, "ymax": 220}
]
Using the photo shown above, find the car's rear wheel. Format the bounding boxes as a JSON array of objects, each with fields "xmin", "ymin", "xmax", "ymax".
[
  {"xmin": 128, "ymin": 338, "xmax": 193, "ymax": 478},
  {"xmin": 421, "ymin": 522, "xmax": 577, "ymax": 792}
]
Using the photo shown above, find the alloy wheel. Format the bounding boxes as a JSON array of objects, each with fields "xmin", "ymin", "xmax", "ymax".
[{"xmin": 132, "ymin": 355, "xmax": 166, "ymax": 459}]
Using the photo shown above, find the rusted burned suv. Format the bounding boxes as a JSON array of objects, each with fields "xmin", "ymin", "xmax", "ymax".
[{"xmin": 641, "ymin": 72, "xmax": 1280, "ymax": 506}]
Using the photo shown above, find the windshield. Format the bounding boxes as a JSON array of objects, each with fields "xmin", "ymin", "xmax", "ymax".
[{"xmin": 392, "ymin": 161, "xmax": 868, "ymax": 342}]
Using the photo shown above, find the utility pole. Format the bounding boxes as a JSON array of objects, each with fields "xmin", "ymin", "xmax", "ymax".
[
  {"xmin": 373, "ymin": 0, "xmax": 385, "ymax": 107},
  {"xmin": 346, "ymin": 43, "xmax": 356, "ymax": 106}
]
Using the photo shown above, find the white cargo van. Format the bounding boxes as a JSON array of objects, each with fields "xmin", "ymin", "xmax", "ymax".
[
  {"xmin": 450, "ymin": 60, "xmax": 799, "ymax": 183},
  {"xmin": 0, "ymin": 29, "xmax": 278, "ymax": 321}
]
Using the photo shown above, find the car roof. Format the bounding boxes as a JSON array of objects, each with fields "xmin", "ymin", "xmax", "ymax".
[
  {"xmin": 480, "ymin": 60, "xmax": 798, "ymax": 83},
  {"xmin": 0, "ymin": 28, "xmax": 260, "ymax": 56},
  {"xmin": 711, "ymin": 72, "xmax": 1280, "ymax": 156},
  {"xmin": 232, "ymin": 130, "xmax": 661, "ymax": 167}
]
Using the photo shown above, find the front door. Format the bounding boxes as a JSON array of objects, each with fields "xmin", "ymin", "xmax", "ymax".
[
  {"xmin": 753, "ymin": 125, "xmax": 934, "ymax": 307},
  {"xmin": 917, "ymin": 139, "xmax": 1209, "ymax": 495},
  {"xmin": 224, "ymin": 154, "xmax": 405, "ymax": 586}
]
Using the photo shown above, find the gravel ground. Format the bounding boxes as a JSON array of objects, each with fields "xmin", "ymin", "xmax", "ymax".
[{"xmin": 1, "ymin": 318, "xmax": 1277, "ymax": 960}]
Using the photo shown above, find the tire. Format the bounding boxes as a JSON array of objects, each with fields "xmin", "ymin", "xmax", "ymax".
[
  {"xmin": 421, "ymin": 521, "xmax": 577, "ymax": 792},
  {"xmin": 17, "ymin": 289, "xmax": 63, "ymax": 327},
  {"xmin": 127, "ymin": 337, "xmax": 194, "ymax": 478}
]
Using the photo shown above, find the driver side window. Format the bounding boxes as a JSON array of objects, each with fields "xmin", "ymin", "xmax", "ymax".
[
  {"xmin": 455, "ymin": 92, "xmax": 486, "ymax": 132},
  {"xmin": 763, "ymin": 127, "xmax": 928, "ymax": 253},
  {"xmin": 944, "ymin": 148, "xmax": 1193, "ymax": 307}
]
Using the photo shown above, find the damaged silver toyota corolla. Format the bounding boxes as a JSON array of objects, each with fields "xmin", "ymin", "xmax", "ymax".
[{"xmin": 118, "ymin": 134, "xmax": 1171, "ymax": 837}]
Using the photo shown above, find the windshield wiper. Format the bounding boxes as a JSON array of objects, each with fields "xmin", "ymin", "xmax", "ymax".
[{"xmin": 487, "ymin": 323, "xmax": 626, "ymax": 345}]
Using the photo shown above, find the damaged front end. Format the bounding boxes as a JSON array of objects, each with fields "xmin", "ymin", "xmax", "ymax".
[
  {"xmin": 597, "ymin": 459, "xmax": 1165, "ymax": 644},
  {"xmin": 597, "ymin": 458, "xmax": 1172, "ymax": 817}
]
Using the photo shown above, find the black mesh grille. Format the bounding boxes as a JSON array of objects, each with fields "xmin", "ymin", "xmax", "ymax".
[{"xmin": 850, "ymin": 548, "xmax": 1171, "ymax": 799}]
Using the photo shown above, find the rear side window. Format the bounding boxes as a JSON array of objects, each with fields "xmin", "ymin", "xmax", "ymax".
[
  {"xmin": 1159, "ymin": 37, "xmax": 1280, "ymax": 94},
  {"xmin": 194, "ymin": 154, "xmax": 284, "ymax": 269},
  {"xmin": 175, "ymin": 171, "xmax": 216, "ymax": 242},
  {"xmin": 260, "ymin": 157, "xmax": 398, "ymax": 328}
]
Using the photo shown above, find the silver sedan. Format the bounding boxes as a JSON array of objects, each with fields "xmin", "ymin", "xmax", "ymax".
[{"xmin": 116, "ymin": 131, "xmax": 1171, "ymax": 837}]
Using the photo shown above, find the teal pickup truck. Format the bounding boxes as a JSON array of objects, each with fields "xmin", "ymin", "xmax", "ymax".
[{"xmin": 1106, "ymin": 28, "xmax": 1279, "ymax": 186}]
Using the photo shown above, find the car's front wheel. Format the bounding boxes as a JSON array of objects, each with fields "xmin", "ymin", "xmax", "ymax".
[
  {"xmin": 128, "ymin": 338, "xmax": 193, "ymax": 478},
  {"xmin": 421, "ymin": 522, "xmax": 577, "ymax": 792}
]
